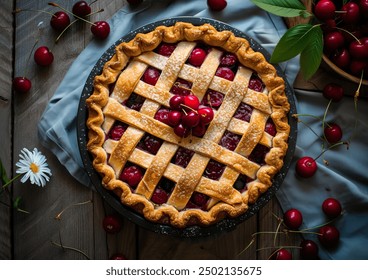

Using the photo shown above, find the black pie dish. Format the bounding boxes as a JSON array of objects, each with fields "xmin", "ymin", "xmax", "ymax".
[{"xmin": 77, "ymin": 17, "xmax": 298, "ymax": 238}]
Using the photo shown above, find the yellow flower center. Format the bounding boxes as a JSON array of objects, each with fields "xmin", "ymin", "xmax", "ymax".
[{"xmin": 30, "ymin": 163, "xmax": 39, "ymax": 173}]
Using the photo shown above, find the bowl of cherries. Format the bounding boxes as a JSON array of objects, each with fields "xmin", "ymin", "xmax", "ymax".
[{"xmin": 314, "ymin": 0, "xmax": 368, "ymax": 85}]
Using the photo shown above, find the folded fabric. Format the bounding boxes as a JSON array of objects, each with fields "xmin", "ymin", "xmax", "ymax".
[{"xmin": 38, "ymin": 0, "xmax": 368, "ymax": 259}]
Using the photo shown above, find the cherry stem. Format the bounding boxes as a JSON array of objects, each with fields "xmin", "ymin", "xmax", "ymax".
[
  {"xmin": 334, "ymin": 26, "xmax": 361, "ymax": 44},
  {"xmin": 51, "ymin": 241, "xmax": 90, "ymax": 259},
  {"xmin": 55, "ymin": 199, "xmax": 92, "ymax": 220},
  {"xmin": 48, "ymin": 2, "xmax": 96, "ymax": 26},
  {"xmin": 14, "ymin": 8, "xmax": 55, "ymax": 17},
  {"xmin": 237, "ymin": 238, "xmax": 255, "ymax": 256},
  {"xmin": 273, "ymin": 219, "xmax": 283, "ymax": 247},
  {"xmin": 314, "ymin": 141, "xmax": 349, "ymax": 161}
]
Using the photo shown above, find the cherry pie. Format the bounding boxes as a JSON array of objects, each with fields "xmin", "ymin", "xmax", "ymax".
[{"xmin": 86, "ymin": 22, "xmax": 290, "ymax": 228}]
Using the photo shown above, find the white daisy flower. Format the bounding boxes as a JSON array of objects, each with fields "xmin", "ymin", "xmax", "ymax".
[{"xmin": 15, "ymin": 148, "xmax": 52, "ymax": 187}]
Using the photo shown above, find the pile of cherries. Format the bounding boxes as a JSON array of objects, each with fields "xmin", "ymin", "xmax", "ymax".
[
  {"xmin": 295, "ymin": 82, "xmax": 345, "ymax": 178},
  {"xmin": 13, "ymin": 1, "xmax": 112, "ymax": 94},
  {"xmin": 271, "ymin": 197, "xmax": 342, "ymax": 260},
  {"xmin": 314, "ymin": 0, "xmax": 368, "ymax": 79}
]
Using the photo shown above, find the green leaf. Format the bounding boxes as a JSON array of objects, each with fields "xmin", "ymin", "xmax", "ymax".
[
  {"xmin": 270, "ymin": 23, "xmax": 316, "ymax": 63},
  {"xmin": 0, "ymin": 158, "xmax": 10, "ymax": 185},
  {"xmin": 250, "ymin": 0, "xmax": 311, "ymax": 18},
  {"xmin": 300, "ymin": 25, "xmax": 323, "ymax": 80}
]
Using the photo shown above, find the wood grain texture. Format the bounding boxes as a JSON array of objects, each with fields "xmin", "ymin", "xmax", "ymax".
[{"xmin": 0, "ymin": 0, "xmax": 14, "ymax": 260}]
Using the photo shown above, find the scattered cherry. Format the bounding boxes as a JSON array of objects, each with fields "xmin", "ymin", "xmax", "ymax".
[
  {"xmin": 188, "ymin": 47, "xmax": 207, "ymax": 67},
  {"xmin": 270, "ymin": 248, "xmax": 292, "ymax": 260},
  {"xmin": 314, "ymin": 0, "xmax": 336, "ymax": 21},
  {"xmin": 322, "ymin": 197, "xmax": 342, "ymax": 219},
  {"xmin": 168, "ymin": 110, "xmax": 182, "ymax": 126},
  {"xmin": 295, "ymin": 156, "xmax": 317, "ymax": 178},
  {"xmin": 91, "ymin": 20, "xmax": 110, "ymax": 40},
  {"xmin": 13, "ymin": 77, "xmax": 32, "ymax": 93},
  {"xmin": 102, "ymin": 214, "xmax": 122, "ymax": 234},
  {"xmin": 322, "ymin": 83, "xmax": 344, "ymax": 102},
  {"xmin": 72, "ymin": 1, "xmax": 92, "ymax": 18},
  {"xmin": 169, "ymin": 95, "xmax": 184, "ymax": 110},
  {"xmin": 182, "ymin": 111, "xmax": 200, "ymax": 128},
  {"xmin": 340, "ymin": 2, "xmax": 360, "ymax": 25},
  {"xmin": 207, "ymin": 0, "xmax": 227, "ymax": 11},
  {"xmin": 110, "ymin": 253, "xmax": 127, "ymax": 260},
  {"xmin": 318, "ymin": 225, "xmax": 340, "ymax": 248},
  {"xmin": 283, "ymin": 208, "xmax": 303, "ymax": 230},
  {"xmin": 34, "ymin": 46, "xmax": 54, "ymax": 66},
  {"xmin": 174, "ymin": 123, "xmax": 191, "ymax": 138},
  {"xmin": 324, "ymin": 123, "xmax": 343, "ymax": 144},
  {"xmin": 50, "ymin": 11, "xmax": 70, "ymax": 32},
  {"xmin": 183, "ymin": 95, "xmax": 200, "ymax": 110},
  {"xmin": 300, "ymin": 239, "xmax": 319, "ymax": 260}
]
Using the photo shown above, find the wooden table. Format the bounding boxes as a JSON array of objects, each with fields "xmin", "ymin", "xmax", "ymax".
[{"xmin": 0, "ymin": 0, "xmax": 307, "ymax": 260}]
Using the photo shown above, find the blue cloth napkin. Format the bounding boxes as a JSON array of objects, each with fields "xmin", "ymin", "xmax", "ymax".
[{"xmin": 38, "ymin": 0, "xmax": 368, "ymax": 259}]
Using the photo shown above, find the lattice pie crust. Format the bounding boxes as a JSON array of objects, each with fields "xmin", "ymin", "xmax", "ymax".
[{"xmin": 86, "ymin": 22, "xmax": 290, "ymax": 228}]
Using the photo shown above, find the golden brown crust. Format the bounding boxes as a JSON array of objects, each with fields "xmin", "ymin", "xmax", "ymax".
[{"xmin": 86, "ymin": 22, "xmax": 290, "ymax": 228}]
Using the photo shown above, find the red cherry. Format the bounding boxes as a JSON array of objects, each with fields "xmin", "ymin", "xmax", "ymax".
[
  {"xmin": 109, "ymin": 124, "xmax": 126, "ymax": 140},
  {"xmin": 198, "ymin": 106, "xmax": 214, "ymax": 125},
  {"xmin": 157, "ymin": 43, "xmax": 176, "ymax": 57},
  {"xmin": 314, "ymin": 0, "xmax": 336, "ymax": 21},
  {"xmin": 168, "ymin": 110, "xmax": 182, "ymax": 126},
  {"xmin": 50, "ymin": 11, "xmax": 70, "ymax": 32},
  {"xmin": 300, "ymin": 239, "xmax": 319, "ymax": 260},
  {"xmin": 322, "ymin": 83, "xmax": 344, "ymax": 102},
  {"xmin": 192, "ymin": 123, "xmax": 207, "ymax": 137},
  {"xmin": 265, "ymin": 120, "xmax": 277, "ymax": 136},
  {"xmin": 188, "ymin": 48, "xmax": 207, "ymax": 67},
  {"xmin": 151, "ymin": 188, "xmax": 169, "ymax": 204},
  {"xmin": 119, "ymin": 165, "xmax": 143, "ymax": 188},
  {"xmin": 324, "ymin": 31, "xmax": 345, "ymax": 52},
  {"xmin": 341, "ymin": 2, "xmax": 361, "ymax": 24},
  {"xmin": 215, "ymin": 67, "xmax": 235, "ymax": 81},
  {"xmin": 349, "ymin": 60, "xmax": 367, "ymax": 76},
  {"xmin": 110, "ymin": 253, "xmax": 127, "ymax": 260},
  {"xmin": 91, "ymin": 21, "xmax": 110, "ymax": 40},
  {"xmin": 72, "ymin": 1, "xmax": 92, "ymax": 17},
  {"xmin": 322, "ymin": 197, "xmax": 342, "ymax": 218},
  {"xmin": 174, "ymin": 123, "xmax": 190, "ymax": 138},
  {"xmin": 207, "ymin": 0, "xmax": 227, "ymax": 11},
  {"xmin": 283, "ymin": 208, "xmax": 303, "ymax": 230},
  {"xmin": 13, "ymin": 77, "xmax": 32, "ymax": 93},
  {"xmin": 331, "ymin": 48, "xmax": 350, "ymax": 69},
  {"xmin": 102, "ymin": 214, "xmax": 122, "ymax": 234},
  {"xmin": 169, "ymin": 95, "xmax": 184, "ymax": 110},
  {"xmin": 182, "ymin": 111, "xmax": 200, "ymax": 128},
  {"xmin": 34, "ymin": 46, "xmax": 54, "ymax": 66},
  {"xmin": 143, "ymin": 67, "xmax": 160, "ymax": 85},
  {"xmin": 318, "ymin": 225, "xmax": 340, "ymax": 248},
  {"xmin": 220, "ymin": 53, "xmax": 237, "ymax": 67},
  {"xmin": 191, "ymin": 192, "xmax": 209, "ymax": 207},
  {"xmin": 359, "ymin": 0, "xmax": 368, "ymax": 16},
  {"xmin": 183, "ymin": 95, "xmax": 200, "ymax": 110},
  {"xmin": 324, "ymin": 123, "xmax": 343, "ymax": 144},
  {"xmin": 349, "ymin": 41, "xmax": 368, "ymax": 59},
  {"xmin": 270, "ymin": 248, "xmax": 292, "ymax": 260},
  {"xmin": 295, "ymin": 156, "xmax": 317, "ymax": 178}
]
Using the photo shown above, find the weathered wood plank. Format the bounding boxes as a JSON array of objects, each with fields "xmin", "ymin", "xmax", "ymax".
[{"xmin": 0, "ymin": 0, "xmax": 14, "ymax": 260}]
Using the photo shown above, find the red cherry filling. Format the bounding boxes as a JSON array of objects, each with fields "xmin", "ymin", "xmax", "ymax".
[
  {"xmin": 188, "ymin": 47, "xmax": 207, "ymax": 67},
  {"xmin": 124, "ymin": 93, "xmax": 145, "ymax": 111},
  {"xmin": 120, "ymin": 165, "xmax": 144, "ymax": 188},
  {"xmin": 219, "ymin": 131, "xmax": 241, "ymax": 151},
  {"xmin": 233, "ymin": 174, "xmax": 251, "ymax": 192},
  {"xmin": 154, "ymin": 108, "xmax": 171, "ymax": 125},
  {"xmin": 201, "ymin": 90, "xmax": 224, "ymax": 109},
  {"xmin": 172, "ymin": 147, "xmax": 194, "ymax": 168},
  {"xmin": 151, "ymin": 187, "xmax": 169, "ymax": 204},
  {"xmin": 204, "ymin": 160, "xmax": 225, "ymax": 180},
  {"xmin": 188, "ymin": 192, "xmax": 209, "ymax": 209},
  {"xmin": 109, "ymin": 123, "xmax": 127, "ymax": 140},
  {"xmin": 215, "ymin": 67, "xmax": 235, "ymax": 81},
  {"xmin": 220, "ymin": 52, "xmax": 238, "ymax": 67},
  {"xmin": 234, "ymin": 103, "xmax": 253, "ymax": 122},
  {"xmin": 137, "ymin": 134, "xmax": 163, "ymax": 155},
  {"xmin": 157, "ymin": 43, "xmax": 176, "ymax": 57},
  {"xmin": 142, "ymin": 67, "xmax": 161, "ymax": 85},
  {"xmin": 170, "ymin": 78, "xmax": 192, "ymax": 96},
  {"xmin": 265, "ymin": 119, "xmax": 277, "ymax": 136},
  {"xmin": 248, "ymin": 144, "xmax": 269, "ymax": 165},
  {"xmin": 248, "ymin": 74, "xmax": 264, "ymax": 92}
]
